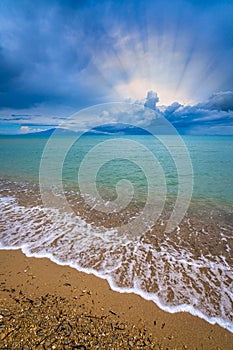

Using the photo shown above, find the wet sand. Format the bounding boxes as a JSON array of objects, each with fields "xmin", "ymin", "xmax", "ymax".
[{"xmin": 0, "ymin": 249, "xmax": 232, "ymax": 349}]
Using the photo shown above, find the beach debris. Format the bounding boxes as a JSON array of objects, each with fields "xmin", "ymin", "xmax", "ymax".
[
  {"xmin": 0, "ymin": 294, "xmax": 158, "ymax": 349},
  {"xmin": 109, "ymin": 309, "xmax": 117, "ymax": 316}
]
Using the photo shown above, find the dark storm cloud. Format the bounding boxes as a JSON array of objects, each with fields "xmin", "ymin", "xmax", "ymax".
[
  {"xmin": 0, "ymin": 48, "xmax": 20, "ymax": 93},
  {"xmin": 164, "ymin": 102, "xmax": 183, "ymax": 116},
  {"xmin": 0, "ymin": 0, "xmax": 119, "ymax": 109},
  {"xmin": 0, "ymin": 0, "xmax": 233, "ymax": 134},
  {"xmin": 200, "ymin": 91, "xmax": 233, "ymax": 112},
  {"xmin": 163, "ymin": 91, "xmax": 233, "ymax": 133}
]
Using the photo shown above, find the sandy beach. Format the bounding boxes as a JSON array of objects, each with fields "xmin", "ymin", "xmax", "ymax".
[
  {"xmin": 0, "ymin": 249, "xmax": 232, "ymax": 349},
  {"xmin": 1, "ymin": 0, "xmax": 233, "ymax": 348}
]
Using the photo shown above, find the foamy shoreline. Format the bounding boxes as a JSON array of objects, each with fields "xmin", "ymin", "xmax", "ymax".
[
  {"xmin": 0, "ymin": 249, "xmax": 232, "ymax": 349},
  {"xmin": 2, "ymin": 242, "xmax": 232, "ymax": 335},
  {"xmin": 1, "ymin": 184, "xmax": 232, "ymax": 335}
]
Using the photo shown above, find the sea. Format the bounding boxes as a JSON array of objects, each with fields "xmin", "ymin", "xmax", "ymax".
[{"xmin": 0, "ymin": 132, "xmax": 232, "ymax": 332}]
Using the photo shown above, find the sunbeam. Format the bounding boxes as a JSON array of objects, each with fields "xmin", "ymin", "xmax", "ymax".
[{"xmin": 0, "ymin": 0, "xmax": 232, "ymax": 134}]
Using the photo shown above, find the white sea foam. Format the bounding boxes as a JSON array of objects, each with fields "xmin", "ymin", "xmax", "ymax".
[{"xmin": 0, "ymin": 193, "xmax": 232, "ymax": 333}]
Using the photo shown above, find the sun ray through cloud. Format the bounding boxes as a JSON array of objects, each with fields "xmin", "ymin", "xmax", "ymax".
[{"xmin": 0, "ymin": 0, "xmax": 232, "ymax": 134}]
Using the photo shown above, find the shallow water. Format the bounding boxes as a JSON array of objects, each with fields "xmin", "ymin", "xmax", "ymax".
[{"xmin": 0, "ymin": 134, "xmax": 232, "ymax": 332}]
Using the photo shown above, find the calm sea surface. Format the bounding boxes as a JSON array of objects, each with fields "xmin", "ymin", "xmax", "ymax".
[{"xmin": 0, "ymin": 134, "xmax": 232, "ymax": 332}]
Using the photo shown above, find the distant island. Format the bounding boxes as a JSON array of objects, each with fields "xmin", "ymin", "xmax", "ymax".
[{"xmin": 0, "ymin": 124, "xmax": 151, "ymax": 137}]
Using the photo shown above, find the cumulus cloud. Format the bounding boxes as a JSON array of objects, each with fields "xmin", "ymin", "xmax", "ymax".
[
  {"xmin": 200, "ymin": 91, "xmax": 233, "ymax": 111},
  {"xmin": 78, "ymin": 89, "xmax": 230, "ymax": 135},
  {"xmin": 19, "ymin": 126, "xmax": 30, "ymax": 134},
  {"xmin": 144, "ymin": 91, "xmax": 159, "ymax": 110},
  {"xmin": 163, "ymin": 90, "xmax": 233, "ymax": 134},
  {"xmin": 164, "ymin": 102, "xmax": 182, "ymax": 115},
  {"xmin": 64, "ymin": 89, "xmax": 220, "ymax": 136},
  {"xmin": 14, "ymin": 90, "xmax": 233, "ymax": 135}
]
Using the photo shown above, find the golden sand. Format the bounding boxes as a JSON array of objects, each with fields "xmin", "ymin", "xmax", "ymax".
[{"xmin": 0, "ymin": 249, "xmax": 232, "ymax": 349}]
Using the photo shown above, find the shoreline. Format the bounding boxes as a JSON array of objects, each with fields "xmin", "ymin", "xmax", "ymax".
[{"xmin": 0, "ymin": 249, "xmax": 232, "ymax": 349}]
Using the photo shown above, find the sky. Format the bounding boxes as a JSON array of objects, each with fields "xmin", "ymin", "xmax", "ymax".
[{"xmin": 0, "ymin": 0, "xmax": 233, "ymax": 135}]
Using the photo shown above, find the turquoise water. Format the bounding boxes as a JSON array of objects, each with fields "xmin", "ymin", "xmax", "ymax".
[
  {"xmin": 0, "ymin": 134, "xmax": 233, "ymax": 205},
  {"xmin": 0, "ymin": 133, "xmax": 233, "ymax": 332}
]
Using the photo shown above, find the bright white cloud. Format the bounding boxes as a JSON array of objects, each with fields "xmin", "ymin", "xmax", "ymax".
[
  {"xmin": 19, "ymin": 126, "xmax": 43, "ymax": 134},
  {"xmin": 19, "ymin": 126, "xmax": 30, "ymax": 133}
]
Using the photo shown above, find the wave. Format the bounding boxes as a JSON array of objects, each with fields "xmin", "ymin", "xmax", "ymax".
[{"xmin": 0, "ymin": 190, "xmax": 232, "ymax": 333}]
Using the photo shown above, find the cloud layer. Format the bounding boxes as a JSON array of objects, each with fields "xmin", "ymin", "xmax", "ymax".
[
  {"xmin": 163, "ymin": 91, "xmax": 233, "ymax": 134},
  {"xmin": 0, "ymin": 0, "xmax": 233, "ymax": 134}
]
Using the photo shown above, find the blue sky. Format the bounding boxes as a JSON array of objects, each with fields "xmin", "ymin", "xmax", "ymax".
[{"xmin": 0, "ymin": 0, "xmax": 233, "ymax": 134}]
